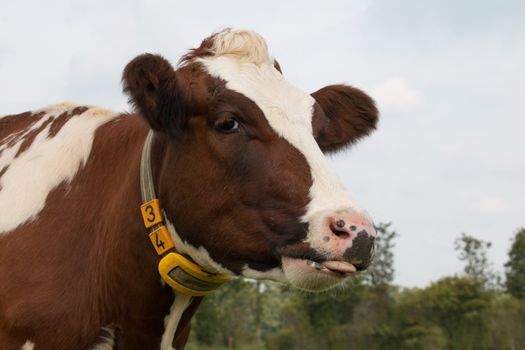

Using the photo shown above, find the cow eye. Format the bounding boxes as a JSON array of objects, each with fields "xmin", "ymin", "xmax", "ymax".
[{"xmin": 214, "ymin": 116, "xmax": 240, "ymax": 133}]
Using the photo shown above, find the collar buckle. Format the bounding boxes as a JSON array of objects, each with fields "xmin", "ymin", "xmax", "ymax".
[{"xmin": 159, "ymin": 253, "xmax": 231, "ymax": 296}]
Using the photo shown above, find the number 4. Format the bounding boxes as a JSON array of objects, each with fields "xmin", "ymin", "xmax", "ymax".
[
  {"xmin": 148, "ymin": 225, "xmax": 175, "ymax": 255},
  {"xmin": 155, "ymin": 233, "xmax": 165, "ymax": 249}
]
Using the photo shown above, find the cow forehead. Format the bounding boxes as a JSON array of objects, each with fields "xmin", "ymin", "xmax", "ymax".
[
  {"xmin": 199, "ymin": 56, "xmax": 363, "ymax": 221},
  {"xmin": 199, "ymin": 56, "xmax": 315, "ymax": 134}
]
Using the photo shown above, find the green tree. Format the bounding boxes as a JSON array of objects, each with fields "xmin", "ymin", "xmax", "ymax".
[
  {"xmin": 454, "ymin": 233, "xmax": 499, "ymax": 289},
  {"xmin": 505, "ymin": 227, "xmax": 525, "ymax": 299},
  {"xmin": 367, "ymin": 277, "xmax": 494, "ymax": 350},
  {"xmin": 265, "ymin": 278, "xmax": 368, "ymax": 350},
  {"xmin": 379, "ymin": 288, "xmax": 448, "ymax": 350},
  {"xmin": 259, "ymin": 282, "xmax": 290, "ymax": 339},
  {"xmin": 372, "ymin": 323, "xmax": 447, "ymax": 350},
  {"xmin": 423, "ymin": 277, "xmax": 492, "ymax": 350},
  {"xmin": 193, "ymin": 278, "xmax": 258, "ymax": 348},
  {"xmin": 192, "ymin": 295, "xmax": 221, "ymax": 345},
  {"xmin": 363, "ymin": 222, "xmax": 397, "ymax": 291},
  {"xmin": 357, "ymin": 222, "xmax": 399, "ymax": 334},
  {"xmin": 487, "ymin": 294, "xmax": 525, "ymax": 349}
]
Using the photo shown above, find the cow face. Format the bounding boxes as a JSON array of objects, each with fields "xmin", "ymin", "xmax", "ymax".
[{"xmin": 122, "ymin": 30, "xmax": 378, "ymax": 291}]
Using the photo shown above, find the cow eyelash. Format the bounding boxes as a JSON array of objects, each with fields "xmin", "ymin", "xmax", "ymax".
[{"xmin": 214, "ymin": 115, "xmax": 241, "ymax": 134}]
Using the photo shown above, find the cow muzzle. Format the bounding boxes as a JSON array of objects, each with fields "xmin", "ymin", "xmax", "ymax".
[
  {"xmin": 280, "ymin": 211, "xmax": 376, "ymax": 290},
  {"xmin": 323, "ymin": 213, "xmax": 376, "ymax": 270}
]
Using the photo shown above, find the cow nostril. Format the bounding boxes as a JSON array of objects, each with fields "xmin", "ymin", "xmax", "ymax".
[
  {"xmin": 329, "ymin": 223, "xmax": 350, "ymax": 239},
  {"xmin": 334, "ymin": 231, "xmax": 350, "ymax": 239},
  {"xmin": 335, "ymin": 220, "xmax": 346, "ymax": 228}
]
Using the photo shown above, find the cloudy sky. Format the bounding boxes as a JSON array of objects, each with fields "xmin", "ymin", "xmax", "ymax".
[{"xmin": 1, "ymin": 0, "xmax": 524, "ymax": 287}]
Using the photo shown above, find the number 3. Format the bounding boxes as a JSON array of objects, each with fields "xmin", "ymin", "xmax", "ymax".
[{"xmin": 145, "ymin": 205, "xmax": 156, "ymax": 223}]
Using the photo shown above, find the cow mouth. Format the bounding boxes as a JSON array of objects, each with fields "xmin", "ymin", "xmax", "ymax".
[
  {"xmin": 276, "ymin": 243, "xmax": 357, "ymax": 277},
  {"xmin": 305, "ymin": 259, "xmax": 357, "ymax": 274},
  {"xmin": 283, "ymin": 257, "xmax": 357, "ymax": 276}
]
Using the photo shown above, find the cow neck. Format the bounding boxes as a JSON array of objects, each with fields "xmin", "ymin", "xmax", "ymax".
[{"xmin": 139, "ymin": 130, "xmax": 231, "ymax": 297}]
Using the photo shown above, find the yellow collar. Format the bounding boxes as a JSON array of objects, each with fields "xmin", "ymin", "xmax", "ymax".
[{"xmin": 139, "ymin": 131, "xmax": 230, "ymax": 296}]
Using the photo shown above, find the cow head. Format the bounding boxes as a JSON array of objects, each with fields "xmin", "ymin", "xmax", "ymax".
[{"xmin": 122, "ymin": 29, "xmax": 378, "ymax": 291}]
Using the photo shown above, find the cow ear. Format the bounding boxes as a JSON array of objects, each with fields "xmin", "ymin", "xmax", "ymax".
[
  {"xmin": 311, "ymin": 84, "xmax": 378, "ymax": 153},
  {"xmin": 122, "ymin": 53, "xmax": 184, "ymax": 133}
]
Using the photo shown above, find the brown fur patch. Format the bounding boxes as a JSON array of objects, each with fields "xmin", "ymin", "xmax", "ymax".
[
  {"xmin": 179, "ymin": 32, "xmax": 218, "ymax": 65},
  {"xmin": 312, "ymin": 84, "xmax": 378, "ymax": 153},
  {"xmin": 14, "ymin": 117, "xmax": 54, "ymax": 157},
  {"xmin": 0, "ymin": 112, "xmax": 32, "ymax": 139},
  {"xmin": 0, "ymin": 167, "xmax": 7, "ymax": 191},
  {"xmin": 122, "ymin": 54, "xmax": 184, "ymax": 133},
  {"xmin": 48, "ymin": 106, "xmax": 89, "ymax": 138},
  {"xmin": 273, "ymin": 59, "xmax": 283, "ymax": 74},
  {"xmin": 154, "ymin": 86, "xmax": 311, "ymax": 274},
  {"xmin": 0, "ymin": 112, "xmax": 46, "ymax": 156}
]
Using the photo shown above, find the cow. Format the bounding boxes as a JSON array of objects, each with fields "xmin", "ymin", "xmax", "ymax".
[{"xmin": 0, "ymin": 29, "xmax": 378, "ymax": 350}]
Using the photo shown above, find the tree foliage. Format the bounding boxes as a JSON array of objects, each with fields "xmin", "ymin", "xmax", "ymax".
[
  {"xmin": 505, "ymin": 227, "xmax": 525, "ymax": 299},
  {"xmin": 187, "ymin": 226, "xmax": 525, "ymax": 350},
  {"xmin": 454, "ymin": 233, "xmax": 500, "ymax": 289},
  {"xmin": 363, "ymin": 222, "xmax": 397, "ymax": 290},
  {"xmin": 193, "ymin": 278, "xmax": 258, "ymax": 347}
]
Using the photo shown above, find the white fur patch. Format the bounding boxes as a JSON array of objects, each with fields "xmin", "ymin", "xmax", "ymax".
[
  {"xmin": 242, "ymin": 265, "xmax": 286, "ymax": 283},
  {"xmin": 165, "ymin": 219, "xmax": 234, "ymax": 275},
  {"xmin": 208, "ymin": 30, "xmax": 271, "ymax": 65},
  {"xmin": 199, "ymin": 36, "xmax": 367, "ymax": 224},
  {"xmin": 21, "ymin": 341, "xmax": 35, "ymax": 350},
  {"xmin": 0, "ymin": 103, "xmax": 117, "ymax": 234},
  {"xmin": 160, "ymin": 293, "xmax": 192, "ymax": 350},
  {"xmin": 90, "ymin": 327, "xmax": 115, "ymax": 350}
]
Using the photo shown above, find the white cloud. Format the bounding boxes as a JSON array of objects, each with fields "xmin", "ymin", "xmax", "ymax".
[
  {"xmin": 372, "ymin": 77, "xmax": 422, "ymax": 113},
  {"xmin": 471, "ymin": 197, "xmax": 510, "ymax": 215}
]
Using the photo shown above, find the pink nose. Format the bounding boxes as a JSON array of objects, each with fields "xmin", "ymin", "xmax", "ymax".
[{"xmin": 324, "ymin": 214, "xmax": 376, "ymax": 270}]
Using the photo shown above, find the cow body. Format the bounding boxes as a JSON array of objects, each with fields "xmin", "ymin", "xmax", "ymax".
[
  {"xmin": 0, "ymin": 29, "xmax": 378, "ymax": 349},
  {"xmin": 0, "ymin": 104, "xmax": 190, "ymax": 349}
]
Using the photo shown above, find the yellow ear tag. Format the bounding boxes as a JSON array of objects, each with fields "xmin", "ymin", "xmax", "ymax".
[
  {"xmin": 158, "ymin": 253, "xmax": 232, "ymax": 296},
  {"xmin": 140, "ymin": 199, "xmax": 163, "ymax": 228},
  {"xmin": 149, "ymin": 226, "xmax": 175, "ymax": 255}
]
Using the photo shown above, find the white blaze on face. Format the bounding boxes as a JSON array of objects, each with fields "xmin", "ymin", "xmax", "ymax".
[
  {"xmin": 198, "ymin": 33, "xmax": 367, "ymax": 236},
  {"xmin": 0, "ymin": 103, "xmax": 117, "ymax": 234}
]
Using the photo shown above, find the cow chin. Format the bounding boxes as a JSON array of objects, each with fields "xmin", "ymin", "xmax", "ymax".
[{"xmin": 281, "ymin": 257, "xmax": 350, "ymax": 291}]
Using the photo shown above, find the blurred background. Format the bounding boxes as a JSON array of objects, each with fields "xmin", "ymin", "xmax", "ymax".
[{"xmin": 1, "ymin": 0, "xmax": 524, "ymax": 348}]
